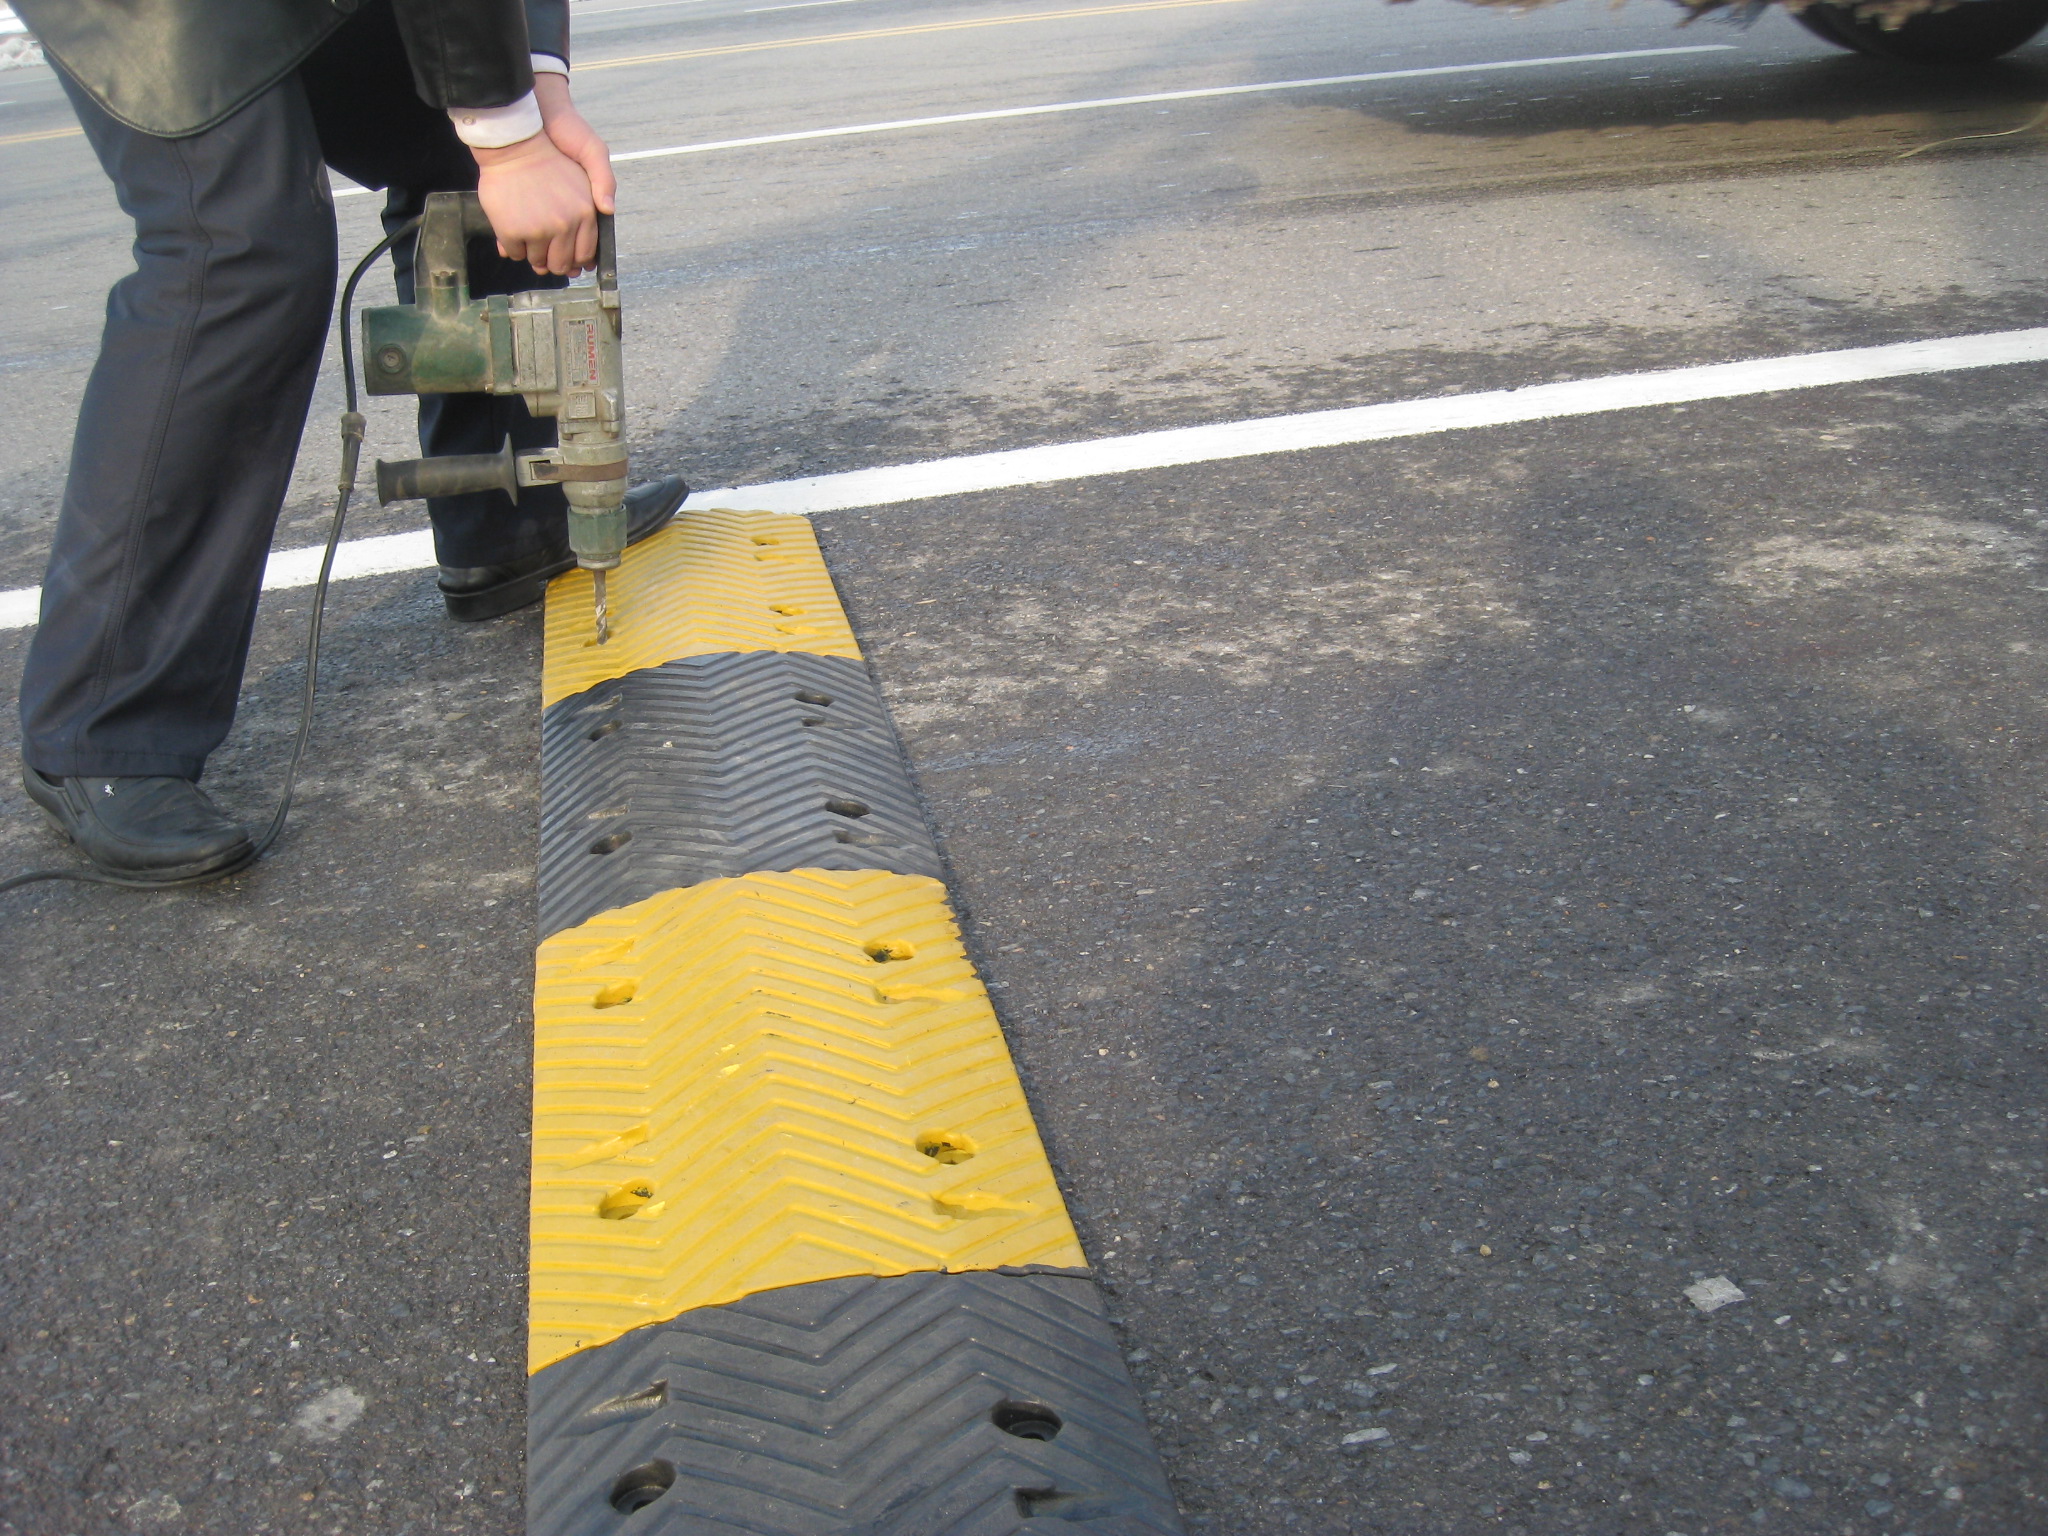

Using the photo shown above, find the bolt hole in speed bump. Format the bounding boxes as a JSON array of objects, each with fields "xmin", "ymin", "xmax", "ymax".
[
  {"xmin": 527, "ymin": 512, "xmax": 1183, "ymax": 1532},
  {"xmin": 991, "ymin": 1401, "xmax": 1065, "ymax": 1441},
  {"xmin": 609, "ymin": 1460, "xmax": 677, "ymax": 1514}
]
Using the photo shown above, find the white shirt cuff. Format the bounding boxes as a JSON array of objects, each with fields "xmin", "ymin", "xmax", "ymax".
[
  {"xmin": 531, "ymin": 52, "xmax": 569, "ymax": 76},
  {"xmin": 448, "ymin": 91, "xmax": 544, "ymax": 149}
]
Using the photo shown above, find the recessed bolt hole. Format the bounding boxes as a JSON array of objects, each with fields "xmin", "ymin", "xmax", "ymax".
[
  {"xmin": 916, "ymin": 1131, "xmax": 978, "ymax": 1164},
  {"xmin": 590, "ymin": 831, "xmax": 632, "ymax": 856},
  {"xmin": 608, "ymin": 1459, "xmax": 675, "ymax": 1513},
  {"xmin": 769, "ymin": 602, "xmax": 805, "ymax": 615},
  {"xmin": 580, "ymin": 695, "xmax": 622, "ymax": 716},
  {"xmin": 824, "ymin": 797, "xmax": 870, "ymax": 818},
  {"xmin": 833, "ymin": 828, "xmax": 883, "ymax": 846},
  {"xmin": 374, "ymin": 344, "xmax": 407, "ymax": 375},
  {"xmin": 598, "ymin": 1183, "xmax": 655, "ymax": 1221},
  {"xmin": 593, "ymin": 980, "xmax": 638, "ymax": 1009},
  {"xmin": 587, "ymin": 719, "xmax": 622, "ymax": 741},
  {"xmin": 750, "ymin": 534, "xmax": 780, "ymax": 546},
  {"xmin": 864, "ymin": 940, "xmax": 915, "ymax": 963},
  {"xmin": 993, "ymin": 1401, "xmax": 1063, "ymax": 1441},
  {"xmin": 794, "ymin": 690, "xmax": 832, "ymax": 707},
  {"xmin": 1016, "ymin": 1487, "xmax": 1088, "ymax": 1518}
]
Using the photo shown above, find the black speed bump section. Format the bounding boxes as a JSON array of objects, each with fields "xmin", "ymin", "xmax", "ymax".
[
  {"xmin": 527, "ymin": 1271, "xmax": 1182, "ymax": 1536},
  {"xmin": 539, "ymin": 652, "xmax": 944, "ymax": 938}
]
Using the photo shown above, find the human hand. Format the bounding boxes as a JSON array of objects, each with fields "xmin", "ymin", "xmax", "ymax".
[
  {"xmin": 536, "ymin": 74, "xmax": 615, "ymax": 218},
  {"xmin": 470, "ymin": 79, "xmax": 614, "ymax": 275}
]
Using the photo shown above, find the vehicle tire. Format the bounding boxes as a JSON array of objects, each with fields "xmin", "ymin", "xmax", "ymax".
[{"xmin": 1791, "ymin": 0, "xmax": 2048, "ymax": 62}]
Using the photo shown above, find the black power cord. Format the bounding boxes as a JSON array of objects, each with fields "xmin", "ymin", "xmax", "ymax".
[{"xmin": 0, "ymin": 216, "xmax": 422, "ymax": 901}]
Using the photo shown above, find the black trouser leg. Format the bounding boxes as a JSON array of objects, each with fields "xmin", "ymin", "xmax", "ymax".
[
  {"xmin": 17, "ymin": 69, "xmax": 337, "ymax": 780},
  {"xmin": 21, "ymin": 0, "xmax": 571, "ymax": 780},
  {"xmin": 299, "ymin": 0, "xmax": 569, "ymax": 570}
]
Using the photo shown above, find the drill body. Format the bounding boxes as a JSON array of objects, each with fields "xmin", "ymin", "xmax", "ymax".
[{"xmin": 361, "ymin": 191, "xmax": 627, "ymax": 639}]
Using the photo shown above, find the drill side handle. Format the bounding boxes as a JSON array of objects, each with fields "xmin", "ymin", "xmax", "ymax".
[{"xmin": 374, "ymin": 437, "xmax": 519, "ymax": 506}]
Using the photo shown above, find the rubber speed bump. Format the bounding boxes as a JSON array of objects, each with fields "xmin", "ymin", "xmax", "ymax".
[
  {"xmin": 541, "ymin": 508, "xmax": 859, "ymax": 708},
  {"xmin": 528, "ymin": 507, "xmax": 1183, "ymax": 1533},
  {"xmin": 538, "ymin": 653, "xmax": 943, "ymax": 939},
  {"xmin": 527, "ymin": 1272, "xmax": 1184, "ymax": 1535},
  {"xmin": 529, "ymin": 869, "xmax": 1085, "ymax": 1370}
]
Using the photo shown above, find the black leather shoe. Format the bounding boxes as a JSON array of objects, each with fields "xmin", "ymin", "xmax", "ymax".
[
  {"xmin": 22, "ymin": 768, "xmax": 255, "ymax": 884},
  {"xmin": 438, "ymin": 475, "xmax": 689, "ymax": 621}
]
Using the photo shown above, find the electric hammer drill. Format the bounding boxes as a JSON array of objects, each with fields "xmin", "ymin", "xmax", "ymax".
[{"xmin": 362, "ymin": 190, "xmax": 628, "ymax": 643}]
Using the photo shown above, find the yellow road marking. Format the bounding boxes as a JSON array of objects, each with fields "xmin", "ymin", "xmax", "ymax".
[
  {"xmin": 0, "ymin": 126, "xmax": 82, "ymax": 148},
  {"xmin": 582, "ymin": 0, "xmax": 1251, "ymax": 72}
]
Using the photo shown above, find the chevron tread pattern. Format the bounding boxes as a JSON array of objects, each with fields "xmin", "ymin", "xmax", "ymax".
[
  {"xmin": 539, "ymin": 653, "xmax": 943, "ymax": 939},
  {"xmin": 527, "ymin": 1271, "xmax": 1182, "ymax": 1535},
  {"xmin": 529, "ymin": 870, "xmax": 1085, "ymax": 1372},
  {"xmin": 542, "ymin": 508, "xmax": 859, "ymax": 708}
]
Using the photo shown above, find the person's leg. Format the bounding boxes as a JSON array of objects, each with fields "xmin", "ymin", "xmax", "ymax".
[
  {"xmin": 298, "ymin": 0, "xmax": 570, "ymax": 573},
  {"xmin": 18, "ymin": 68, "xmax": 337, "ymax": 781}
]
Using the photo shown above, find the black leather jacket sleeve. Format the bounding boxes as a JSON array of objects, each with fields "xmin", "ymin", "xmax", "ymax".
[
  {"xmin": 391, "ymin": 0, "xmax": 533, "ymax": 109},
  {"xmin": 13, "ymin": 0, "xmax": 572, "ymax": 137},
  {"xmin": 525, "ymin": 0, "xmax": 569, "ymax": 65}
]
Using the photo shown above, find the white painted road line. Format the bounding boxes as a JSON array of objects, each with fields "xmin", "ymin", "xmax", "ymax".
[
  {"xmin": 258, "ymin": 529, "xmax": 438, "ymax": 592},
  {"xmin": 5, "ymin": 325, "xmax": 2046, "ymax": 630},
  {"xmin": 577, "ymin": 0, "xmax": 713, "ymax": 13},
  {"xmin": 0, "ymin": 530, "xmax": 437, "ymax": 631},
  {"xmin": 745, "ymin": 0, "xmax": 883, "ymax": 12},
  {"xmin": 0, "ymin": 585, "xmax": 38, "ymax": 629},
  {"xmin": 711, "ymin": 328, "xmax": 2048, "ymax": 514},
  {"xmin": 331, "ymin": 47, "xmax": 1736, "ymax": 196},
  {"xmin": 607, "ymin": 46, "xmax": 1737, "ymax": 162}
]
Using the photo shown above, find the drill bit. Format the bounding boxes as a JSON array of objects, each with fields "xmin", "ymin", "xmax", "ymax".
[{"xmin": 592, "ymin": 568, "xmax": 610, "ymax": 646}]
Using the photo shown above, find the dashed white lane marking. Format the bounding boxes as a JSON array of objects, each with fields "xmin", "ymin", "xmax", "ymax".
[
  {"xmin": 4, "ymin": 325, "xmax": 2044, "ymax": 631},
  {"xmin": 330, "ymin": 46, "xmax": 1734, "ymax": 197}
]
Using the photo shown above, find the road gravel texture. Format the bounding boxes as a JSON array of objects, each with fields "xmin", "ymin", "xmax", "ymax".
[{"xmin": 3, "ymin": 0, "xmax": 2048, "ymax": 1531}]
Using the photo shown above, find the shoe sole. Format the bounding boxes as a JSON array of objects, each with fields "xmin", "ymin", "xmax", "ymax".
[{"xmin": 441, "ymin": 555, "xmax": 576, "ymax": 622}]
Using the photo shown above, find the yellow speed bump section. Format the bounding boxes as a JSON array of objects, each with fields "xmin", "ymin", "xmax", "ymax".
[
  {"xmin": 541, "ymin": 507, "xmax": 860, "ymax": 708},
  {"xmin": 528, "ymin": 868, "xmax": 1085, "ymax": 1372}
]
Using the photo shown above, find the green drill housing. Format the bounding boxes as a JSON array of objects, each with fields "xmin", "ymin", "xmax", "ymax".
[{"xmin": 361, "ymin": 191, "xmax": 630, "ymax": 598}]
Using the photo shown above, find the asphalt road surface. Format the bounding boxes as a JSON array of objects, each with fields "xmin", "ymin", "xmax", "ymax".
[{"xmin": 4, "ymin": 0, "xmax": 2048, "ymax": 1532}]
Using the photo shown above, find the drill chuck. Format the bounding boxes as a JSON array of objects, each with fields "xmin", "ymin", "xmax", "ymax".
[{"xmin": 568, "ymin": 503, "xmax": 628, "ymax": 571}]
